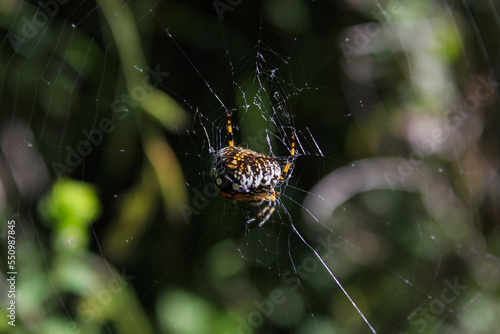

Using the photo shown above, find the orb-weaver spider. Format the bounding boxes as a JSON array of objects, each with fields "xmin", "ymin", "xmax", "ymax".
[{"xmin": 211, "ymin": 112, "xmax": 296, "ymax": 226}]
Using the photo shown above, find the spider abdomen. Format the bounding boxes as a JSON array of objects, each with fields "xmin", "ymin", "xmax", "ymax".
[{"xmin": 212, "ymin": 146, "xmax": 281, "ymax": 199}]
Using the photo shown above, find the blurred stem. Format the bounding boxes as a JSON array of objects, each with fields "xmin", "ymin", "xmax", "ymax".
[
  {"xmin": 99, "ymin": 0, "xmax": 147, "ymax": 94},
  {"xmin": 98, "ymin": 0, "xmax": 188, "ymax": 131},
  {"xmin": 99, "ymin": 0, "xmax": 188, "ymax": 225},
  {"xmin": 142, "ymin": 123, "xmax": 188, "ymax": 224}
]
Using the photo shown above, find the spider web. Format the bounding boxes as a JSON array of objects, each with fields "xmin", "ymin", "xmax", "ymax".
[{"xmin": 1, "ymin": 0, "xmax": 499, "ymax": 333}]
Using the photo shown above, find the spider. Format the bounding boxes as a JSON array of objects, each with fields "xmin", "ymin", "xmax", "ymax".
[{"xmin": 211, "ymin": 112, "xmax": 296, "ymax": 226}]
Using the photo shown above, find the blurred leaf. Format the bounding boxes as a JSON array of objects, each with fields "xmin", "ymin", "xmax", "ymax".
[
  {"xmin": 103, "ymin": 167, "xmax": 160, "ymax": 261},
  {"xmin": 143, "ymin": 125, "xmax": 188, "ymax": 224},
  {"xmin": 141, "ymin": 89, "xmax": 189, "ymax": 132},
  {"xmin": 37, "ymin": 179, "xmax": 101, "ymax": 251},
  {"xmin": 157, "ymin": 288, "xmax": 237, "ymax": 334},
  {"xmin": 38, "ymin": 179, "xmax": 101, "ymax": 228}
]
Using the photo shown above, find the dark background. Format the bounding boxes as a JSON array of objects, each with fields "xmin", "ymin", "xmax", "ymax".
[{"xmin": 1, "ymin": 0, "xmax": 499, "ymax": 333}]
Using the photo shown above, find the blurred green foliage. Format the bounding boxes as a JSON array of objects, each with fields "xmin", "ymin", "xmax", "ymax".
[
  {"xmin": 1, "ymin": 1, "xmax": 499, "ymax": 334},
  {"xmin": 38, "ymin": 179, "xmax": 101, "ymax": 250}
]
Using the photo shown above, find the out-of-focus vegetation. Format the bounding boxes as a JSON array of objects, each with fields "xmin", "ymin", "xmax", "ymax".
[{"xmin": 1, "ymin": 1, "xmax": 499, "ymax": 333}]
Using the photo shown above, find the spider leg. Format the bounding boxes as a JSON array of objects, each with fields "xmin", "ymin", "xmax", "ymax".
[
  {"xmin": 280, "ymin": 135, "xmax": 296, "ymax": 181},
  {"xmin": 258, "ymin": 205, "xmax": 275, "ymax": 227},
  {"xmin": 246, "ymin": 198, "xmax": 264, "ymax": 224},
  {"xmin": 246, "ymin": 192, "xmax": 277, "ymax": 226}
]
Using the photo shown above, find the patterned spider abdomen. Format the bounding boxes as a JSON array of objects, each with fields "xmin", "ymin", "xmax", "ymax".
[{"xmin": 211, "ymin": 146, "xmax": 281, "ymax": 200}]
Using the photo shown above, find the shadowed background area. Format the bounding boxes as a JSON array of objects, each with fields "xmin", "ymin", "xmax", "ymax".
[{"xmin": 0, "ymin": 0, "xmax": 499, "ymax": 333}]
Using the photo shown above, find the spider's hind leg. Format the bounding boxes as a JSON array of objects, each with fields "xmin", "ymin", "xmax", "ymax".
[
  {"xmin": 246, "ymin": 192, "xmax": 278, "ymax": 226},
  {"xmin": 257, "ymin": 205, "xmax": 275, "ymax": 227}
]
